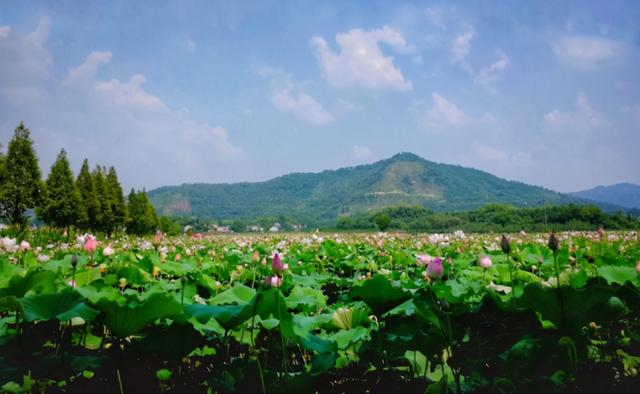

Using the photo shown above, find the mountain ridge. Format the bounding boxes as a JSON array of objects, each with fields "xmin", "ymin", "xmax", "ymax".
[
  {"xmin": 571, "ymin": 183, "xmax": 640, "ymax": 209},
  {"xmin": 148, "ymin": 152, "xmax": 596, "ymax": 225}
]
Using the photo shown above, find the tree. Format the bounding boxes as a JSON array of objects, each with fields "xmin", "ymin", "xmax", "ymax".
[
  {"xmin": 126, "ymin": 189, "xmax": 159, "ymax": 234},
  {"xmin": 93, "ymin": 166, "xmax": 112, "ymax": 233},
  {"xmin": 105, "ymin": 166, "xmax": 127, "ymax": 231},
  {"xmin": 0, "ymin": 144, "xmax": 7, "ymax": 197},
  {"xmin": 37, "ymin": 149, "xmax": 86, "ymax": 228},
  {"xmin": 374, "ymin": 213, "xmax": 391, "ymax": 232},
  {"xmin": 76, "ymin": 159, "xmax": 100, "ymax": 230},
  {"xmin": 0, "ymin": 123, "xmax": 43, "ymax": 226}
]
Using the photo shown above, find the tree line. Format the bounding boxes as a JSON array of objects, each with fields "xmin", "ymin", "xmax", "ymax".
[
  {"xmin": 0, "ymin": 122, "xmax": 170, "ymax": 234},
  {"xmin": 337, "ymin": 204, "xmax": 640, "ymax": 232}
]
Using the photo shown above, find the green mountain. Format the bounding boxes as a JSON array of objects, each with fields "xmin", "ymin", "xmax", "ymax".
[
  {"xmin": 148, "ymin": 153, "xmax": 581, "ymax": 225},
  {"xmin": 571, "ymin": 183, "xmax": 640, "ymax": 209}
]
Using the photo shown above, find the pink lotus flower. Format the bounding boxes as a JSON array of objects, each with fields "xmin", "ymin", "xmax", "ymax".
[
  {"xmin": 83, "ymin": 235, "xmax": 98, "ymax": 253},
  {"xmin": 154, "ymin": 230, "xmax": 164, "ymax": 244},
  {"xmin": 479, "ymin": 256, "xmax": 493, "ymax": 269},
  {"xmin": 264, "ymin": 275, "xmax": 282, "ymax": 288},
  {"xmin": 68, "ymin": 279, "xmax": 76, "ymax": 288},
  {"xmin": 272, "ymin": 253, "xmax": 286, "ymax": 273},
  {"xmin": 426, "ymin": 257, "xmax": 444, "ymax": 279},
  {"xmin": 19, "ymin": 240, "xmax": 31, "ymax": 251},
  {"xmin": 416, "ymin": 254, "xmax": 433, "ymax": 267}
]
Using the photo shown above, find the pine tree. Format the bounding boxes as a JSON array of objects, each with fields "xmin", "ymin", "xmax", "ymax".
[
  {"xmin": 0, "ymin": 122, "xmax": 43, "ymax": 226},
  {"xmin": 0, "ymin": 144, "xmax": 7, "ymax": 193},
  {"xmin": 93, "ymin": 166, "xmax": 112, "ymax": 233},
  {"xmin": 140, "ymin": 189, "xmax": 159, "ymax": 230},
  {"xmin": 76, "ymin": 159, "xmax": 100, "ymax": 230},
  {"xmin": 105, "ymin": 166, "xmax": 127, "ymax": 231},
  {"xmin": 37, "ymin": 149, "xmax": 86, "ymax": 228},
  {"xmin": 126, "ymin": 189, "xmax": 158, "ymax": 234}
]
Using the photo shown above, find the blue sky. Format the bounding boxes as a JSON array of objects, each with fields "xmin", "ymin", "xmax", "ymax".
[{"xmin": 1, "ymin": 1, "xmax": 639, "ymax": 193}]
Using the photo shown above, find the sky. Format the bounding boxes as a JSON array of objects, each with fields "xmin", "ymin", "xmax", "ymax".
[{"xmin": 0, "ymin": 1, "xmax": 639, "ymax": 193}]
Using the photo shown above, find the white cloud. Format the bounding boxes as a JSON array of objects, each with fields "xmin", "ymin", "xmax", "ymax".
[
  {"xmin": 452, "ymin": 28, "xmax": 474, "ymax": 66},
  {"xmin": 544, "ymin": 93, "xmax": 606, "ymax": 131},
  {"xmin": 271, "ymin": 89, "xmax": 334, "ymax": 125},
  {"xmin": 336, "ymin": 98, "xmax": 364, "ymax": 113},
  {"xmin": 621, "ymin": 104, "xmax": 640, "ymax": 125},
  {"xmin": 63, "ymin": 51, "xmax": 112, "ymax": 86},
  {"xmin": 425, "ymin": 7, "xmax": 446, "ymax": 29},
  {"xmin": 0, "ymin": 49, "xmax": 244, "ymax": 188},
  {"xmin": 471, "ymin": 142, "xmax": 532, "ymax": 169},
  {"xmin": 353, "ymin": 145, "xmax": 373, "ymax": 159},
  {"xmin": 0, "ymin": 17, "xmax": 53, "ymax": 104},
  {"xmin": 95, "ymin": 74, "xmax": 166, "ymax": 111},
  {"xmin": 474, "ymin": 50, "xmax": 510, "ymax": 87},
  {"xmin": 480, "ymin": 112, "xmax": 497, "ymax": 124},
  {"xmin": 427, "ymin": 93, "xmax": 469, "ymax": 126},
  {"xmin": 0, "ymin": 26, "xmax": 10, "ymax": 39},
  {"xmin": 472, "ymin": 142, "xmax": 508, "ymax": 161},
  {"xmin": 311, "ymin": 26, "xmax": 413, "ymax": 91},
  {"xmin": 550, "ymin": 35, "xmax": 625, "ymax": 69}
]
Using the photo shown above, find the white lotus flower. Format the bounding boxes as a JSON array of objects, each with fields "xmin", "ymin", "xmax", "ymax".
[{"xmin": 103, "ymin": 245, "xmax": 115, "ymax": 256}]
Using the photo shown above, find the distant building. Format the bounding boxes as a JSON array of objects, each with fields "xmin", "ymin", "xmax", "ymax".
[
  {"xmin": 291, "ymin": 223, "xmax": 305, "ymax": 231},
  {"xmin": 269, "ymin": 222, "xmax": 282, "ymax": 232},
  {"xmin": 247, "ymin": 225, "xmax": 264, "ymax": 232},
  {"xmin": 213, "ymin": 225, "xmax": 232, "ymax": 233}
]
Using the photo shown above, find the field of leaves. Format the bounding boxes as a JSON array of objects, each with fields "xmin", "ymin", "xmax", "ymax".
[{"xmin": 1, "ymin": 230, "xmax": 639, "ymax": 393}]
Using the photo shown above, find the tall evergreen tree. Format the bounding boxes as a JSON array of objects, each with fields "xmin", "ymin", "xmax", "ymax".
[
  {"xmin": 76, "ymin": 159, "xmax": 100, "ymax": 230},
  {"xmin": 37, "ymin": 149, "xmax": 86, "ymax": 228},
  {"xmin": 0, "ymin": 144, "xmax": 7, "ymax": 194},
  {"xmin": 126, "ymin": 189, "xmax": 158, "ymax": 234},
  {"xmin": 0, "ymin": 123, "xmax": 43, "ymax": 226},
  {"xmin": 105, "ymin": 166, "xmax": 127, "ymax": 231},
  {"xmin": 93, "ymin": 166, "xmax": 112, "ymax": 233}
]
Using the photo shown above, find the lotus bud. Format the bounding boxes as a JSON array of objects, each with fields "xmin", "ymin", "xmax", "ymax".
[
  {"xmin": 548, "ymin": 232, "xmax": 559, "ymax": 252},
  {"xmin": 500, "ymin": 235, "xmax": 511, "ymax": 254},
  {"xmin": 84, "ymin": 235, "xmax": 98, "ymax": 253},
  {"xmin": 153, "ymin": 266, "xmax": 161, "ymax": 278},
  {"xmin": 272, "ymin": 253, "xmax": 285, "ymax": 273},
  {"xmin": 252, "ymin": 251, "xmax": 260, "ymax": 262},
  {"xmin": 479, "ymin": 255, "xmax": 492, "ymax": 269},
  {"xmin": 426, "ymin": 257, "xmax": 444, "ymax": 279},
  {"xmin": 71, "ymin": 253, "xmax": 78, "ymax": 268}
]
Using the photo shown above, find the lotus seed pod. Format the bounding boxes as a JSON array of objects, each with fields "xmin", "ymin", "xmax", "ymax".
[
  {"xmin": 500, "ymin": 235, "xmax": 511, "ymax": 254},
  {"xmin": 548, "ymin": 232, "xmax": 559, "ymax": 252}
]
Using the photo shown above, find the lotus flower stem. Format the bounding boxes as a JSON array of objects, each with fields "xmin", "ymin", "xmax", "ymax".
[
  {"xmin": 277, "ymin": 288, "xmax": 288, "ymax": 373},
  {"xmin": 552, "ymin": 249, "xmax": 566, "ymax": 324},
  {"xmin": 116, "ymin": 368, "xmax": 124, "ymax": 394},
  {"xmin": 549, "ymin": 232, "xmax": 565, "ymax": 324}
]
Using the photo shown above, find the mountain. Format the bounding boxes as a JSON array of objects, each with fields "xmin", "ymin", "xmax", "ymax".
[
  {"xmin": 148, "ymin": 152, "xmax": 584, "ymax": 225},
  {"xmin": 571, "ymin": 183, "xmax": 640, "ymax": 209}
]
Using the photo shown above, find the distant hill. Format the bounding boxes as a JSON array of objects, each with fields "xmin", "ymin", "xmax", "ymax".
[
  {"xmin": 571, "ymin": 183, "xmax": 640, "ymax": 209},
  {"xmin": 148, "ymin": 152, "xmax": 585, "ymax": 225}
]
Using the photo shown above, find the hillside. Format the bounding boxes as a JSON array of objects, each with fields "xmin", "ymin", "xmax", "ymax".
[
  {"xmin": 571, "ymin": 183, "xmax": 640, "ymax": 209},
  {"xmin": 148, "ymin": 153, "xmax": 583, "ymax": 225}
]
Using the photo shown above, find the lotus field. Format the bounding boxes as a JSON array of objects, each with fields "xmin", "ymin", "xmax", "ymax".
[{"xmin": 1, "ymin": 230, "xmax": 639, "ymax": 393}]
